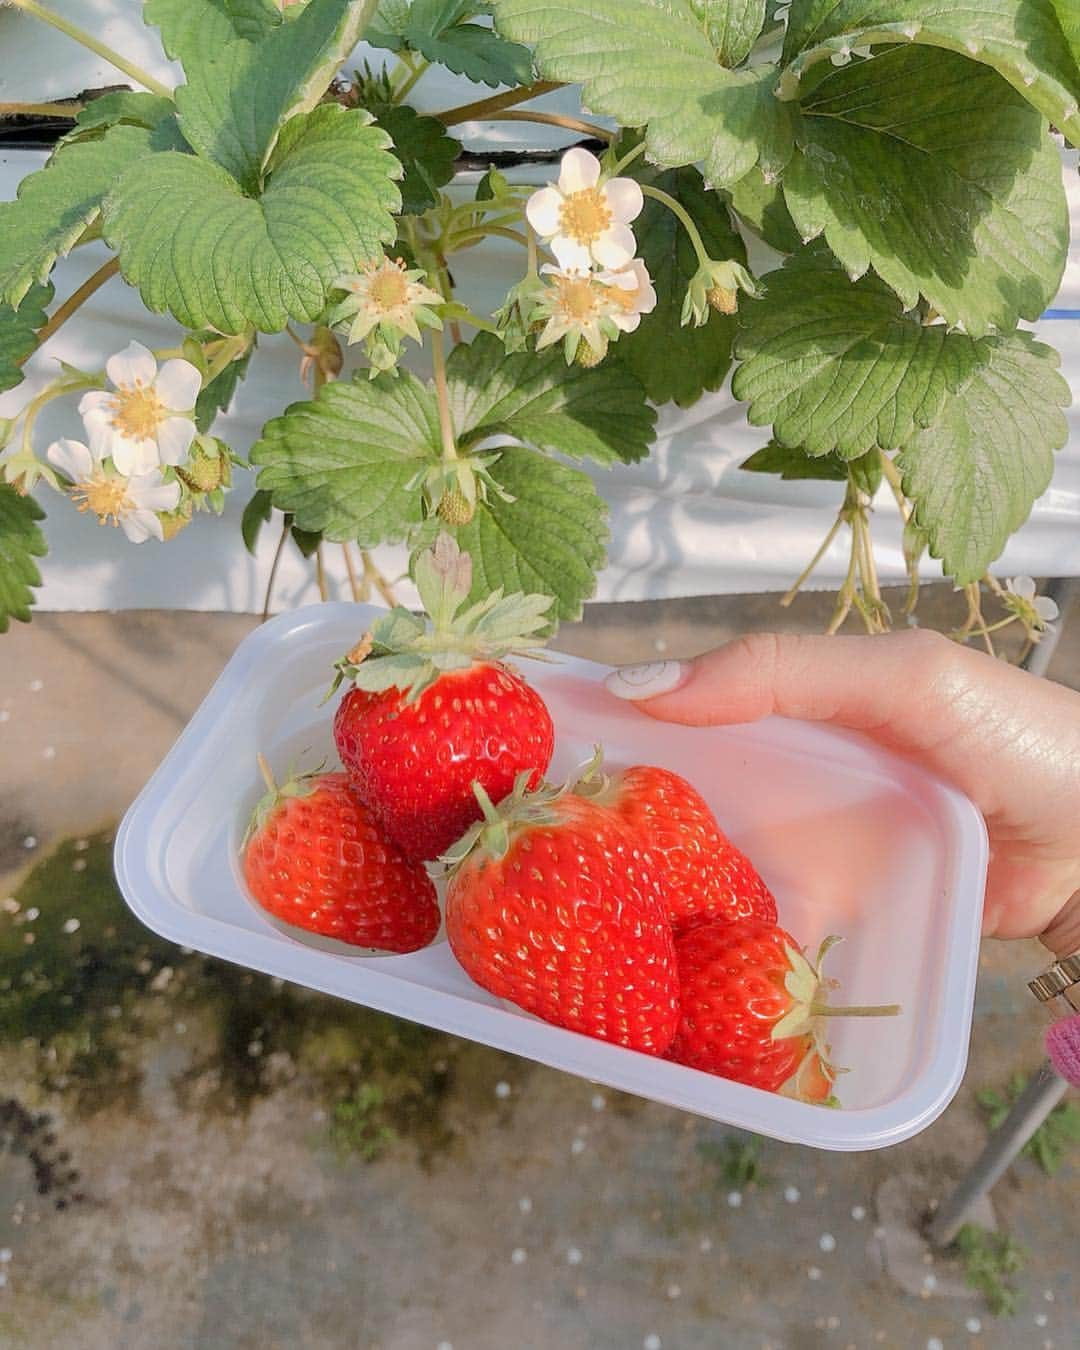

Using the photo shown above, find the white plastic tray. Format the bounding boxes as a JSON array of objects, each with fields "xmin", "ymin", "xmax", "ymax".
[{"xmin": 114, "ymin": 603, "xmax": 988, "ymax": 1150}]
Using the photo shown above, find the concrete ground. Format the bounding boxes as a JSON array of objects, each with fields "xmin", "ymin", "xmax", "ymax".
[{"xmin": 1, "ymin": 588, "xmax": 1077, "ymax": 1350}]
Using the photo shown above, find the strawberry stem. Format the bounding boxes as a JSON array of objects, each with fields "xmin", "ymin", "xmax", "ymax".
[
  {"xmin": 257, "ymin": 753, "xmax": 277, "ymax": 795},
  {"xmin": 809, "ymin": 1002, "xmax": 901, "ymax": 1018}
]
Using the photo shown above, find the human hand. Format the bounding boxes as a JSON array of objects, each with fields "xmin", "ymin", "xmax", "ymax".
[{"xmin": 605, "ymin": 631, "xmax": 1080, "ymax": 956}]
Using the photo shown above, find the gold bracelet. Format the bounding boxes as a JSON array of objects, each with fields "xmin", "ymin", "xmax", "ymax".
[{"xmin": 1029, "ymin": 952, "xmax": 1080, "ymax": 1015}]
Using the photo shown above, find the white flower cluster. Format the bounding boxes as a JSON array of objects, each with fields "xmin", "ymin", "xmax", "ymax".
[
  {"xmin": 46, "ymin": 342, "xmax": 202, "ymax": 543},
  {"xmin": 525, "ymin": 148, "xmax": 656, "ymax": 363}
]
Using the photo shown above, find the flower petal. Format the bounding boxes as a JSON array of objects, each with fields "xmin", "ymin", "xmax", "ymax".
[
  {"xmin": 526, "ymin": 187, "xmax": 564, "ymax": 238},
  {"xmin": 120, "ymin": 509, "xmax": 162, "ymax": 543},
  {"xmin": 46, "ymin": 438, "xmax": 94, "ymax": 481},
  {"xmin": 110, "ymin": 435, "xmax": 159, "ymax": 477},
  {"xmin": 1009, "ymin": 575, "xmax": 1036, "ymax": 600},
  {"xmin": 155, "ymin": 416, "xmax": 196, "ymax": 466},
  {"xmin": 551, "ymin": 236, "xmax": 593, "ymax": 272},
  {"xmin": 130, "ymin": 473, "xmax": 181, "ymax": 513},
  {"xmin": 106, "ymin": 340, "xmax": 157, "ymax": 390},
  {"xmin": 1034, "ymin": 596, "xmax": 1060, "ymax": 622},
  {"xmin": 610, "ymin": 310, "xmax": 642, "ymax": 333},
  {"xmin": 592, "ymin": 223, "xmax": 637, "ymax": 270},
  {"xmin": 558, "ymin": 147, "xmax": 601, "ymax": 194},
  {"xmin": 154, "ymin": 358, "xmax": 202, "ymax": 411},
  {"xmin": 78, "ymin": 390, "xmax": 114, "ymax": 418},
  {"xmin": 603, "ymin": 176, "xmax": 644, "ymax": 225}
]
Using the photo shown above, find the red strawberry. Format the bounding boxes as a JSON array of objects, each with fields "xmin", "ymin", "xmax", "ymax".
[
  {"xmin": 666, "ymin": 919, "xmax": 899, "ymax": 1099},
  {"xmin": 242, "ymin": 763, "xmax": 439, "ymax": 954},
  {"xmin": 444, "ymin": 776, "xmax": 680, "ymax": 1054},
  {"xmin": 586, "ymin": 764, "xmax": 777, "ymax": 934},
  {"xmin": 332, "ymin": 534, "xmax": 555, "ymax": 861}
]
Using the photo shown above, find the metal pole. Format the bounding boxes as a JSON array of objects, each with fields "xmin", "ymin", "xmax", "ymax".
[
  {"xmin": 925, "ymin": 577, "xmax": 1077, "ymax": 1248},
  {"xmin": 926, "ymin": 1061, "xmax": 1069, "ymax": 1248}
]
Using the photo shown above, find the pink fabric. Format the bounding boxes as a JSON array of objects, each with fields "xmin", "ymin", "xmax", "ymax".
[{"xmin": 1046, "ymin": 1015, "xmax": 1080, "ymax": 1087}]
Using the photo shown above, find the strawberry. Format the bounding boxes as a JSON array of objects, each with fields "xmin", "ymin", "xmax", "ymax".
[
  {"xmin": 666, "ymin": 919, "xmax": 899, "ymax": 1100},
  {"xmin": 582, "ymin": 763, "xmax": 777, "ymax": 934},
  {"xmin": 242, "ymin": 762, "xmax": 439, "ymax": 953},
  {"xmin": 444, "ymin": 775, "xmax": 680, "ymax": 1054},
  {"xmin": 332, "ymin": 534, "xmax": 555, "ymax": 861}
]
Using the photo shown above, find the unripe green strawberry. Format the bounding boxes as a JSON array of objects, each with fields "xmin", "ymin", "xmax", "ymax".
[
  {"xmin": 574, "ymin": 336, "xmax": 608, "ymax": 368},
  {"xmin": 437, "ymin": 487, "xmax": 475, "ymax": 526},
  {"xmin": 177, "ymin": 442, "xmax": 228, "ymax": 493},
  {"xmin": 159, "ymin": 500, "xmax": 193, "ymax": 540},
  {"xmin": 706, "ymin": 284, "xmax": 738, "ymax": 315}
]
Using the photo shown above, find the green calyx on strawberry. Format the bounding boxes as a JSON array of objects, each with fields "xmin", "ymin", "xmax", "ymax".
[
  {"xmin": 410, "ymin": 453, "xmax": 513, "ymax": 530},
  {"xmin": 440, "ymin": 769, "xmax": 567, "ymax": 870},
  {"xmin": 330, "ymin": 533, "xmax": 554, "ymax": 705},
  {"xmin": 242, "ymin": 752, "xmax": 322, "ymax": 848}
]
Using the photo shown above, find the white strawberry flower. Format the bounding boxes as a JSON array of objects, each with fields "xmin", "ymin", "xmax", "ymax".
[
  {"xmin": 46, "ymin": 437, "xmax": 180, "ymax": 543},
  {"xmin": 78, "ymin": 341, "xmax": 200, "ymax": 477},
  {"xmin": 596, "ymin": 259, "xmax": 657, "ymax": 333},
  {"xmin": 531, "ymin": 264, "xmax": 622, "ymax": 362},
  {"xmin": 1003, "ymin": 575, "xmax": 1059, "ymax": 640},
  {"xmin": 526, "ymin": 147, "xmax": 644, "ymax": 272}
]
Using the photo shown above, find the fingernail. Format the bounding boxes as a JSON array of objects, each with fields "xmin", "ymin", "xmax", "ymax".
[{"xmin": 604, "ymin": 661, "xmax": 688, "ymax": 701}]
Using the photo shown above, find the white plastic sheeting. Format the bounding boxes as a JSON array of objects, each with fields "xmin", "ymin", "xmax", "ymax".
[{"xmin": 2, "ymin": 2, "xmax": 1079, "ymax": 610}]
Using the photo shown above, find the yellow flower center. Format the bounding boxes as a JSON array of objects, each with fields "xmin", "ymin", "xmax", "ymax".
[
  {"xmin": 365, "ymin": 260, "xmax": 411, "ymax": 313},
  {"xmin": 558, "ymin": 189, "xmax": 612, "ymax": 246},
  {"xmin": 110, "ymin": 383, "xmax": 165, "ymax": 441},
  {"xmin": 73, "ymin": 473, "xmax": 132, "ymax": 527},
  {"xmin": 611, "ymin": 282, "xmax": 640, "ymax": 314},
  {"xmin": 555, "ymin": 275, "xmax": 601, "ymax": 321}
]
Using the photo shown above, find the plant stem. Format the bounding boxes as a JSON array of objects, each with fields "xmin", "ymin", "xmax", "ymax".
[
  {"xmin": 0, "ymin": 99, "xmax": 83, "ymax": 117},
  {"xmin": 393, "ymin": 55, "xmax": 430, "ymax": 104},
  {"xmin": 7, "ymin": 0, "xmax": 173, "ymax": 98},
  {"xmin": 641, "ymin": 183, "xmax": 711, "ymax": 268},
  {"xmin": 262, "ymin": 518, "xmax": 290, "ymax": 623},
  {"xmin": 526, "ymin": 222, "xmax": 538, "ymax": 279},
  {"xmin": 606, "ymin": 139, "xmax": 647, "ymax": 178},
  {"xmin": 342, "ymin": 542, "xmax": 361, "ymax": 602},
  {"xmin": 781, "ymin": 514, "xmax": 843, "ymax": 607},
  {"xmin": 22, "ymin": 256, "xmax": 120, "ymax": 361},
  {"xmin": 436, "ymin": 79, "xmax": 562, "ymax": 126},
  {"xmin": 449, "ymin": 224, "xmax": 531, "ymax": 251},
  {"xmin": 483, "ymin": 109, "xmax": 614, "ymax": 141},
  {"xmin": 361, "ymin": 551, "xmax": 398, "ymax": 608},
  {"xmin": 315, "ymin": 544, "xmax": 329, "ymax": 602},
  {"xmin": 256, "ymin": 753, "xmax": 276, "ymax": 793},
  {"xmin": 430, "ymin": 329, "xmax": 457, "ymax": 462},
  {"xmin": 201, "ymin": 332, "xmax": 250, "ymax": 387}
]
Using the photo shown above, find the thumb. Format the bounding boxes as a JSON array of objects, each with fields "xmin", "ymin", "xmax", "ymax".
[{"xmin": 603, "ymin": 629, "xmax": 985, "ymax": 765}]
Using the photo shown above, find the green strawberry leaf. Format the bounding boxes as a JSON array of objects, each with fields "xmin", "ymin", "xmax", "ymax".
[
  {"xmin": 69, "ymin": 91, "xmax": 178, "ymax": 137},
  {"xmin": 148, "ymin": 0, "xmax": 377, "ymax": 192},
  {"xmin": 780, "ymin": 0, "xmax": 1080, "ymax": 148},
  {"xmin": 374, "ymin": 105, "xmax": 460, "ymax": 215},
  {"xmin": 0, "ymin": 126, "xmax": 166, "ymax": 310},
  {"xmin": 741, "ymin": 439, "xmax": 849, "ymax": 481},
  {"xmin": 896, "ymin": 332, "xmax": 1070, "ymax": 583},
  {"xmin": 104, "ymin": 105, "xmax": 401, "ymax": 335},
  {"xmin": 615, "ymin": 161, "xmax": 745, "ymax": 408},
  {"xmin": 241, "ymin": 488, "xmax": 274, "ymax": 554},
  {"xmin": 224, "ymin": 0, "xmax": 284, "ymax": 40},
  {"xmin": 728, "ymin": 166, "xmax": 801, "ymax": 254},
  {"xmin": 0, "ymin": 485, "xmax": 47, "ymax": 633},
  {"xmin": 733, "ymin": 253, "xmax": 989, "ymax": 458},
  {"xmin": 453, "ymin": 447, "xmax": 609, "ymax": 624},
  {"xmin": 249, "ymin": 370, "xmax": 438, "ymax": 543},
  {"xmin": 195, "ymin": 350, "xmax": 254, "ymax": 433},
  {"xmin": 495, "ymin": 0, "xmax": 794, "ymax": 187},
  {"xmin": 447, "ymin": 331, "xmax": 656, "ymax": 465},
  {"xmin": 690, "ymin": 0, "xmax": 767, "ymax": 66},
  {"xmin": 0, "ymin": 285, "xmax": 52, "ymax": 394},
  {"xmin": 371, "ymin": 1, "xmax": 535, "ymax": 86},
  {"xmin": 782, "ymin": 45, "xmax": 1069, "ymax": 338},
  {"xmin": 145, "ymin": 0, "xmax": 278, "ymax": 57}
]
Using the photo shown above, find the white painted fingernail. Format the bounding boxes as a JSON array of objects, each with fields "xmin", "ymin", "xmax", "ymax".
[{"xmin": 604, "ymin": 661, "xmax": 687, "ymax": 701}]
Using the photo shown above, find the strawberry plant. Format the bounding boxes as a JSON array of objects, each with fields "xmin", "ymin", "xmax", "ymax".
[{"xmin": 0, "ymin": 0, "xmax": 1077, "ymax": 644}]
